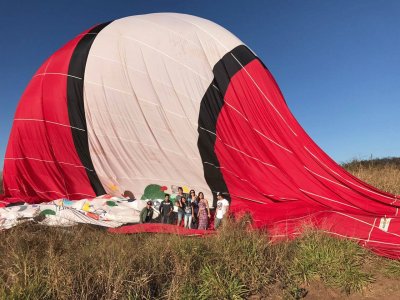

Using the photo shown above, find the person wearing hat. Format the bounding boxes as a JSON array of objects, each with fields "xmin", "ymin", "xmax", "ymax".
[
  {"xmin": 214, "ymin": 192, "xmax": 229, "ymax": 229},
  {"xmin": 139, "ymin": 201, "xmax": 154, "ymax": 223}
]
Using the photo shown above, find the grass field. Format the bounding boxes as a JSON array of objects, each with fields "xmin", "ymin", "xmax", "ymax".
[
  {"xmin": 1, "ymin": 158, "xmax": 400, "ymax": 299},
  {"xmin": 343, "ymin": 157, "xmax": 400, "ymax": 195}
]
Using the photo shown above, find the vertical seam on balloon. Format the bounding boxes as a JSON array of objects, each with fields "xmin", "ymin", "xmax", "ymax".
[
  {"xmin": 274, "ymin": 212, "xmax": 400, "ymax": 244},
  {"xmin": 299, "ymin": 188, "xmax": 362, "ymax": 210},
  {"xmin": 199, "ymin": 127, "xmax": 276, "ymax": 168},
  {"xmin": 33, "ymin": 73, "xmax": 82, "ymax": 79},
  {"xmin": 203, "ymin": 161, "xmax": 269, "ymax": 200},
  {"xmin": 122, "ymin": 35, "xmax": 211, "ymax": 82},
  {"xmin": 132, "ymin": 46, "xmax": 190, "ymax": 172},
  {"xmin": 167, "ymin": 14, "xmax": 230, "ymax": 52},
  {"xmin": 135, "ymin": 16, "xmax": 202, "ymax": 49},
  {"xmin": 272, "ymin": 210, "xmax": 332, "ymax": 225},
  {"xmin": 367, "ymin": 218, "xmax": 377, "ymax": 244},
  {"xmin": 4, "ymin": 188, "xmax": 94, "ymax": 198},
  {"xmin": 303, "ymin": 166, "xmax": 351, "ymax": 189},
  {"xmin": 222, "ymin": 99, "xmax": 293, "ymax": 153},
  {"xmin": 318, "ymin": 231, "xmax": 399, "ymax": 246},
  {"xmin": 4, "ymin": 157, "xmax": 94, "ymax": 171},
  {"xmin": 14, "ymin": 119, "xmax": 85, "ymax": 131},
  {"xmin": 86, "ymin": 56, "xmax": 203, "ymax": 104},
  {"xmin": 390, "ymin": 195, "xmax": 399, "ymax": 205},
  {"xmin": 159, "ymin": 45, "xmax": 206, "ymax": 159},
  {"xmin": 39, "ymin": 56, "xmax": 70, "ymax": 199},
  {"xmin": 304, "ymin": 146, "xmax": 397, "ymax": 201},
  {"xmin": 230, "ymin": 53, "xmax": 298, "ymax": 137}
]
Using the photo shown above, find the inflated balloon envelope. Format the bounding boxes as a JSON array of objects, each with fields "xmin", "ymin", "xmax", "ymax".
[{"xmin": 3, "ymin": 13, "xmax": 400, "ymax": 258}]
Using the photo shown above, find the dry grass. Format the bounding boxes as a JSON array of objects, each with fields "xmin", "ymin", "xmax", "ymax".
[
  {"xmin": 0, "ymin": 220, "xmax": 291, "ymax": 299},
  {"xmin": 0, "ymin": 157, "xmax": 400, "ymax": 299},
  {"xmin": 343, "ymin": 157, "xmax": 400, "ymax": 195},
  {"xmin": 0, "ymin": 219, "xmax": 383, "ymax": 300}
]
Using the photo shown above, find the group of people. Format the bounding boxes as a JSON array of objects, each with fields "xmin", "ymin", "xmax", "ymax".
[{"xmin": 139, "ymin": 187, "xmax": 229, "ymax": 230}]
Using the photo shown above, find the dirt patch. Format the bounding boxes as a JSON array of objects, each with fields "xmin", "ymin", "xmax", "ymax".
[{"xmin": 304, "ymin": 275, "xmax": 400, "ymax": 300}]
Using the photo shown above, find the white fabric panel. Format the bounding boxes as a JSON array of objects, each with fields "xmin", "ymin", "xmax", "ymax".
[{"xmin": 84, "ymin": 13, "xmax": 242, "ymax": 202}]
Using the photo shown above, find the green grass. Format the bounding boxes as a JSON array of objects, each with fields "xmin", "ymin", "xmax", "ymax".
[
  {"xmin": 382, "ymin": 259, "xmax": 400, "ymax": 278},
  {"xmin": 289, "ymin": 230, "xmax": 374, "ymax": 295}
]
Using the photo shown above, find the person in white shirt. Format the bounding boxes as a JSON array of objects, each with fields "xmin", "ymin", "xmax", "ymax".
[{"xmin": 214, "ymin": 192, "xmax": 229, "ymax": 229}]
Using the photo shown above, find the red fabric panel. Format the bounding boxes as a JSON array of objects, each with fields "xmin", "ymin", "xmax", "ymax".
[
  {"xmin": 3, "ymin": 29, "xmax": 97, "ymax": 203},
  {"xmin": 214, "ymin": 59, "xmax": 400, "ymax": 258}
]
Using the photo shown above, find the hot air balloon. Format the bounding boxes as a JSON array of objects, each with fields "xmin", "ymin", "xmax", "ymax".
[{"xmin": 3, "ymin": 13, "xmax": 400, "ymax": 258}]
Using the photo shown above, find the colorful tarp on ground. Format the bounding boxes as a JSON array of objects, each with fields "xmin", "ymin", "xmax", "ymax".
[
  {"xmin": 3, "ymin": 13, "xmax": 400, "ymax": 258},
  {"xmin": 0, "ymin": 195, "xmax": 152, "ymax": 230}
]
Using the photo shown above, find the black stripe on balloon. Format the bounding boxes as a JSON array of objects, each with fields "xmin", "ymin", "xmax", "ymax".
[
  {"xmin": 67, "ymin": 22, "xmax": 111, "ymax": 196},
  {"xmin": 198, "ymin": 45, "xmax": 256, "ymax": 207}
]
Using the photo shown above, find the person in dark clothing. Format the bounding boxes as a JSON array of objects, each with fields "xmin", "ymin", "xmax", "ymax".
[
  {"xmin": 175, "ymin": 186, "xmax": 186, "ymax": 225},
  {"xmin": 139, "ymin": 201, "xmax": 154, "ymax": 223},
  {"xmin": 177, "ymin": 186, "xmax": 186, "ymax": 199},
  {"xmin": 159, "ymin": 194, "xmax": 173, "ymax": 224},
  {"xmin": 189, "ymin": 190, "xmax": 199, "ymax": 229}
]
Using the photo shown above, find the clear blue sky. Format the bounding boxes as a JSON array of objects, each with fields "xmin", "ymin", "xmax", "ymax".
[{"xmin": 1, "ymin": 0, "xmax": 399, "ymax": 170}]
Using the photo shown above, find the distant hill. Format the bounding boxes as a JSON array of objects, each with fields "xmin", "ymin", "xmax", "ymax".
[{"xmin": 343, "ymin": 157, "xmax": 400, "ymax": 169}]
